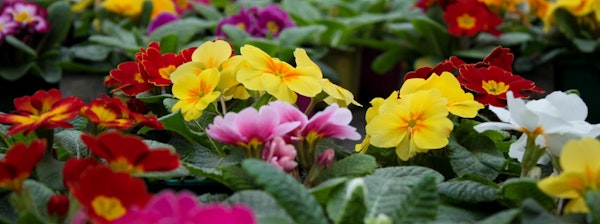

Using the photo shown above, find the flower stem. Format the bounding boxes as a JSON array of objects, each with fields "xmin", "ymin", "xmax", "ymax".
[{"xmin": 520, "ymin": 135, "xmax": 546, "ymax": 178}]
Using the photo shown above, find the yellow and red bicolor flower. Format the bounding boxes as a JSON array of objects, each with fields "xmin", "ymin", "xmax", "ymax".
[
  {"xmin": 0, "ymin": 89, "xmax": 83, "ymax": 136},
  {"xmin": 80, "ymin": 132, "xmax": 180, "ymax": 174},
  {"xmin": 140, "ymin": 42, "xmax": 195, "ymax": 86},
  {"xmin": 443, "ymin": 0, "xmax": 502, "ymax": 36},
  {"xmin": 0, "ymin": 140, "xmax": 45, "ymax": 192},
  {"xmin": 70, "ymin": 165, "xmax": 152, "ymax": 223},
  {"xmin": 81, "ymin": 94, "xmax": 163, "ymax": 130}
]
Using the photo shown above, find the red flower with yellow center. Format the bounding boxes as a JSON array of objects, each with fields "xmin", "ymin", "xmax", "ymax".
[
  {"xmin": 80, "ymin": 94, "xmax": 163, "ymax": 130},
  {"xmin": 443, "ymin": 0, "xmax": 502, "ymax": 36},
  {"xmin": 62, "ymin": 157, "xmax": 101, "ymax": 189},
  {"xmin": 457, "ymin": 65, "xmax": 543, "ymax": 107},
  {"xmin": 141, "ymin": 42, "xmax": 195, "ymax": 86},
  {"xmin": 105, "ymin": 60, "xmax": 154, "ymax": 96},
  {"xmin": 80, "ymin": 132, "xmax": 180, "ymax": 174},
  {"xmin": 0, "ymin": 140, "xmax": 45, "ymax": 192},
  {"xmin": 0, "ymin": 89, "xmax": 83, "ymax": 136},
  {"xmin": 70, "ymin": 165, "xmax": 152, "ymax": 223}
]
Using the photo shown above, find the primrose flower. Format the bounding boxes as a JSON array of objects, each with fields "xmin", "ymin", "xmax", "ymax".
[
  {"xmin": 0, "ymin": 89, "xmax": 83, "ymax": 136},
  {"xmin": 140, "ymin": 42, "xmax": 192, "ymax": 86},
  {"xmin": 47, "ymin": 194, "xmax": 70, "ymax": 217},
  {"xmin": 115, "ymin": 190, "xmax": 257, "ymax": 224},
  {"xmin": 105, "ymin": 59, "xmax": 153, "ymax": 96},
  {"xmin": 80, "ymin": 132, "xmax": 180, "ymax": 174},
  {"xmin": 215, "ymin": 7, "xmax": 258, "ymax": 37},
  {"xmin": 537, "ymin": 137, "xmax": 600, "ymax": 213},
  {"xmin": 70, "ymin": 165, "xmax": 152, "ymax": 223},
  {"xmin": 366, "ymin": 89, "xmax": 453, "ymax": 161},
  {"xmin": 150, "ymin": 0, "xmax": 176, "ymax": 19},
  {"xmin": 255, "ymin": 4, "xmax": 296, "ymax": 37},
  {"xmin": 321, "ymin": 79, "xmax": 362, "ymax": 107},
  {"xmin": 238, "ymin": 46, "xmax": 322, "ymax": 103},
  {"xmin": 457, "ymin": 65, "xmax": 542, "ymax": 107},
  {"xmin": 473, "ymin": 91, "xmax": 600, "ymax": 164},
  {"xmin": 147, "ymin": 12, "xmax": 179, "ymax": 34},
  {"xmin": 63, "ymin": 157, "xmax": 102, "ymax": 189},
  {"xmin": 1, "ymin": 1, "xmax": 49, "ymax": 33},
  {"xmin": 0, "ymin": 140, "xmax": 45, "ymax": 192},
  {"xmin": 206, "ymin": 105, "xmax": 300, "ymax": 158},
  {"xmin": 262, "ymin": 137, "xmax": 298, "ymax": 172},
  {"xmin": 81, "ymin": 94, "xmax": 163, "ymax": 130},
  {"xmin": 400, "ymin": 72, "xmax": 484, "ymax": 118},
  {"xmin": 171, "ymin": 68, "xmax": 221, "ymax": 121},
  {"xmin": 443, "ymin": 0, "xmax": 502, "ymax": 36},
  {"xmin": 218, "ymin": 55, "xmax": 252, "ymax": 100},
  {"xmin": 102, "ymin": 0, "xmax": 144, "ymax": 18},
  {"xmin": 355, "ymin": 96, "xmax": 387, "ymax": 153},
  {"xmin": 0, "ymin": 14, "xmax": 18, "ymax": 42},
  {"xmin": 170, "ymin": 39, "xmax": 233, "ymax": 83},
  {"xmin": 302, "ymin": 103, "xmax": 361, "ymax": 145}
]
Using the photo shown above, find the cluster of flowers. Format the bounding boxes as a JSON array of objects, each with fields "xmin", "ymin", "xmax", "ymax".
[
  {"xmin": 0, "ymin": 0, "xmax": 48, "ymax": 43},
  {"xmin": 358, "ymin": 46, "xmax": 543, "ymax": 160},
  {"xmin": 216, "ymin": 4, "xmax": 296, "ymax": 38},
  {"xmin": 0, "ymin": 89, "xmax": 257, "ymax": 223}
]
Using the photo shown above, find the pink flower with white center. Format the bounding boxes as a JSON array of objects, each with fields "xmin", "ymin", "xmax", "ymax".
[
  {"xmin": 2, "ymin": 1, "xmax": 49, "ymax": 33},
  {"xmin": 206, "ymin": 105, "xmax": 300, "ymax": 158},
  {"xmin": 0, "ymin": 14, "xmax": 18, "ymax": 41},
  {"xmin": 263, "ymin": 137, "xmax": 298, "ymax": 172},
  {"xmin": 301, "ymin": 103, "xmax": 361, "ymax": 144},
  {"xmin": 114, "ymin": 190, "xmax": 257, "ymax": 224}
]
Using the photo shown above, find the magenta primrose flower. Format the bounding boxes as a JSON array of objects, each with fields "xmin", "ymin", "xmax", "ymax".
[
  {"xmin": 1, "ymin": 1, "xmax": 49, "ymax": 33},
  {"xmin": 255, "ymin": 4, "xmax": 295, "ymax": 37},
  {"xmin": 0, "ymin": 14, "xmax": 18, "ymax": 42},
  {"xmin": 302, "ymin": 103, "xmax": 361, "ymax": 144},
  {"xmin": 215, "ymin": 6, "xmax": 258, "ymax": 37},
  {"xmin": 263, "ymin": 136, "xmax": 298, "ymax": 172},
  {"xmin": 114, "ymin": 190, "xmax": 257, "ymax": 224},
  {"xmin": 147, "ymin": 12, "xmax": 179, "ymax": 34}
]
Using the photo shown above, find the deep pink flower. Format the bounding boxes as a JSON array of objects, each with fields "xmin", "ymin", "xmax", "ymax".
[
  {"xmin": 0, "ymin": 14, "xmax": 18, "ymax": 42},
  {"xmin": 255, "ymin": 4, "xmax": 295, "ymax": 37},
  {"xmin": 147, "ymin": 12, "xmax": 179, "ymax": 34},
  {"xmin": 301, "ymin": 104, "xmax": 361, "ymax": 144},
  {"xmin": 1, "ymin": 1, "xmax": 49, "ymax": 33},
  {"xmin": 215, "ymin": 7, "xmax": 258, "ymax": 37},
  {"xmin": 114, "ymin": 190, "xmax": 257, "ymax": 224},
  {"xmin": 206, "ymin": 105, "xmax": 300, "ymax": 150},
  {"xmin": 317, "ymin": 148, "xmax": 335, "ymax": 168},
  {"xmin": 263, "ymin": 137, "xmax": 298, "ymax": 172},
  {"xmin": 268, "ymin": 101, "xmax": 308, "ymax": 138}
]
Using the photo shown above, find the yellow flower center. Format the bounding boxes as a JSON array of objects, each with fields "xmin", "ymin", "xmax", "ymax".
[
  {"xmin": 176, "ymin": 0, "xmax": 188, "ymax": 8},
  {"xmin": 236, "ymin": 23, "xmax": 246, "ymax": 31},
  {"xmin": 13, "ymin": 12, "xmax": 34, "ymax": 23},
  {"xmin": 159, "ymin": 65, "xmax": 177, "ymax": 80},
  {"xmin": 482, "ymin": 80, "xmax": 510, "ymax": 95},
  {"xmin": 0, "ymin": 24, "xmax": 4, "ymax": 31},
  {"xmin": 267, "ymin": 21, "xmax": 279, "ymax": 34},
  {"xmin": 457, "ymin": 13, "xmax": 476, "ymax": 29},
  {"xmin": 0, "ymin": 173, "xmax": 29, "ymax": 192},
  {"xmin": 109, "ymin": 157, "xmax": 143, "ymax": 174},
  {"xmin": 91, "ymin": 196, "xmax": 126, "ymax": 221}
]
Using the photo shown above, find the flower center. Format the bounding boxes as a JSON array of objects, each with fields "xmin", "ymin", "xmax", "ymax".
[
  {"xmin": 457, "ymin": 13, "xmax": 476, "ymax": 29},
  {"xmin": 91, "ymin": 196, "xmax": 126, "ymax": 221},
  {"xmin": 110, "ymin": 157, "xmax": 143, "ymax": 174},
  {"xmin": 13, "ymin": 12, "xmax": 34, "ymax": 24},
  {"xmin": 266, "ymin": 21, "xmax": 279, "ymax": 34},
  {"xmin": 236, "ymin": 23, "xmax": 246, "ymax": 31},
  {"xmin": 482, "ymin": 80, "xmax": 510, "ymax": 95},
  {"xmin": 158, "ymin": 65, "xmax": 177, "ymax": 80}
]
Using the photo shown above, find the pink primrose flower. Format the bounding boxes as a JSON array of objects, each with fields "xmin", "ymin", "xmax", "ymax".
[
  {"xmin": 0, "ymin": 14, "xmax": 18, "ymax": 42},
  {"xmin": 301, "ymin": 103, "xmax": 361, "ymax": 143},
  {"xmin": 2, "ymin": 1, "xmax": 49, "ymax": 33},
  {"xmin": 255, "ymin": 4, "xmax": 295, "ymax": 37},
  {"xmin": 147, "ymin": 12, "xmax": 179, "ymax": 34},
  {"xmin": 263, "ymin": 136, "xmax": 298, "ymax": 172}
]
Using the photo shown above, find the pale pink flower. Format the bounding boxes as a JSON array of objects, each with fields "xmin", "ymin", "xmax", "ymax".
[
  {"xmin": 0, "ymin": 14, "xmax": 18, "ymax": 42},
  {"xmin": 206, "ymin": 106, "xmax": 300, "ymax": 148},
  {"xmin": 301, "ymin": 104, "xmax": 361, "ymax": 143},
  {"xmin": 263, "ymin": 137, "xmax": 298, "ymax": 172},
  {"xmin": 2, "ymin": 1, "xmax": 49, "ymax": 33},
  {"xmin": 114, "ymin": 190, "xmax": 257, "ymax": 224},
  {"xmin": 268, "ymin": 101, "xmax": 308, "ymax": 139}
]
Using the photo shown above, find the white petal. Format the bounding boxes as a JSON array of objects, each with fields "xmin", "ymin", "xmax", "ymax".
[
  {"xmin": 473, "ymin": 122, "xmax": 516, "ymax": 133},
  {"xmin": 488, "ymin": 106, "xmax": 511, "ymax": 122},
  {"xmin": 508, "ymin": 135, "xmax": 527, "ymax": 162},
  {"xmin": 545, "ymin": 91, "xmax": 588, "ymax": 121}
]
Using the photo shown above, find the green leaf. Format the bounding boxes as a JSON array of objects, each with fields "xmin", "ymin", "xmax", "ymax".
[
  {"xmin": 553, "ymin": 8, "xmax": 580, "ymax": 39},
  {"xmin": 242, "ymin": 159, "xmax": 328, "ymax": 224},
  {"xmin": 315, "ymin": 153, "xmax": 377, "ymax": 184},
  {"xmin": 499, "ymin": 178, "xmax": 555, "ymax": 210},
  {"xmin": 54, "ymin": 129, "xmax": 88, "ymax": 158},
  {"xmin": 68, "ymin": 45, "xmax": 112, "ymax": 62},
  {"xmin": 159, "ymin": 34, "xmax": 179, "ymax": 54},
  {"xmin": 499, "ymin": 32, "xmax": 532, "ymax": 46},
  {"xmin": 433, "ymin": 204, "xmax": 487, "ymax": 223},
  {"xmin": 5, "ymin": 36, "xmax": 37, "ymax": 57},
  {"xmin": 23, "ymin": 180, "xmax": 54, "ymax": 220},
  {"xmin": 198, "ymin": 193, "xmax": 229, "ymax": 203},
  {"xmin": 149, "ymin": 18, "xmax": 215, "ymax": 48},
  {"xmin": 154, "ymin": 112, "xmax": 203, "ymax": 144},
  {"xmin": 310, "ymin": 177, "xmax": 348, "ymax": 205},
  {"xmin": 38, "ymin": 1, "xmax": 73, "ymax": 53},
  {"xmin": 278, "ymin": 25, "xmax": 326, "ymax": 47},
  {"xmin": 185, "ymin": 163, "xmax": 253, "ymax": 191},
  {"xmin": 244, "ymin": 39, "xmax": 279, "ymax": 57},
  {"xmin": 136, "ymin": 93, "xmax": 174, "ymax": 104},
  {"xmin": 326, "ymin": 178, "xmax": 367, "ymax": 224},
  {"xmin": 281, "ymin": 0, "xmax": 322, "ymax": 23},
  {"xmin": 0, "ymin": 63, "xmax": 34, "ymax": 81},
  {"xmin": 135, "ymin": 166, "xmax": 190, "ymax": 179},
  {"xmin": 370, "ymin": 166, "xmax": 444, "ymax": 185},
  {"xmin": 474, "ymin": 209, "xmax": 521, "ymax": 224},
  {"xmin": 222, "ymin": 25, "xmax": 251, "ymax": 49},
  {"xmin": 370, "ymin": 48, "xmax": 403, "ymax": 74},
  {"xmin": 139, "ymin": 0, "xmax": 153, "ymax": 29},
  {"xmin": 453, "ymin": 46, "xmax": 499, "ymax": 59},
  {"xmin": 225, "ymin": 190, "xmax": 295, "ymax": 224},
  {"xmin": 586, "ymin": 191, "xmax": 600, "ymax": 224},
  {"xmin": 573, "ymin": 38, "xmax": 598, "ymax": 53},
  {"xmin": 521, "ymin": 199, "xmax": 567, "ymax": 224},
  {"xmin": 34, "ymin": 157, "xmax": 65, "ymax": 191},
  {"xmin": 411, "ymin": 17, "xmax": 452, "ymax": 57},
  {"xmin": 190, "ymin": 3, "xmax": 223, "ymax": 21},
  {"xmin": 16, "ymin": 211, "xmax": 42, "ymax": 224},
  {"xmin": 89, "ymin": 35, "xmax": 138, "ymax": 52},
  {"xmin": 438, "ymin": 180, "xmax": 497, "ymax": 203},
  {"xmin": 38, "ymin": 59, "xmax": 62, "ymax": 83}
]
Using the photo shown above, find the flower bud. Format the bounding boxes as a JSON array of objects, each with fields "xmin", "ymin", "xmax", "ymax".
[
  {"xmin": 47, "ymin": 194, "xmax": 69, "ymax": 217},
  {"xmin": 317, "ymin": 149, "xmax": 335, "ymax": 168}
]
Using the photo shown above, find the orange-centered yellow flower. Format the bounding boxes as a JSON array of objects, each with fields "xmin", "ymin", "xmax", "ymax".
[
  {"xmin": 172, "ymin": 68, "xmax": 221, "ymax": 121},
  {"xmin": 365, "ymin": 89, "xmax": 453, "ymax": 161},
  {"xmin": 538, "ymin": 137, "xmax": 600, "ymax": 213},
  {"xmin": 237, "ymin": 45, "xmax": 322, "ymax": 103}
]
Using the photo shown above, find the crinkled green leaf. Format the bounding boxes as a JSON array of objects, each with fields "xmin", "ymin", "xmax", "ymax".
[
  {"xmin": 242, "ymin": 159, "xmax": 328, "ymax": 224},
  {"xmin": 310, "ymin": 177, "xmax": 348, "ymax": 205},
  {"xmin": 521, "ymin": 199, "xmax": 567, "ymax": 224},
  {"xmin": 474, "ymin": 209, "xmax": 521, "ymax": 224},
  {"xmin": 433, "ymin": 204, "xmax": 487, "ymax": 223},
  {"xmin": 500, "ymin": 178, "xmax": 555, "ymax": 210},
  {"xmin": 370, "ymin": 166, "xmax": 444, "ymax": 185},
  {"xmin": 326, "ymin": 178, "xmax": 367, "ymax": 224},
  {"xmin": 225, "ymin": 190, "xmax": 295, "ymax": 224},
  {"xmin": 438, "ymin": 180, "xmax": 497, "ymax": 203},
  {"xmin": 315, "ymin": 153, "xmax": 376, "ymax": 184},
  {"xmin": 23, "ymin": 180, "xmax": 54, "ymax": 220},
  {"xmin": 34, "ymin": 157, "xmax": 65, "ymax": 191},
  {"xmin": 54, "ymin": 129, "xmax": 88, "ymax": 158}
]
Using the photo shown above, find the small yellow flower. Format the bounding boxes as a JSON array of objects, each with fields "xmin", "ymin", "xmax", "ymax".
[
  {"xmin": 102, "ymin": 0, "xmax": 143, "ymax": 18},
  {"xmin": 366, "ymin": 89, "xmax": 453, "ymax": 161},
  {"xmin": 237, "ymin": 45, "xmax": 322, "ymax": 103},
  {"xmin": 172, "ymin": 68, "xmax": 221, "ymax": 121},
  {"xmin": 538, "ymin": 137, "xmax": 600, "ymax": 213},
  {"xmin": 400, "ymin": 72, "xmax": 484, "ymax": 118},
  {"xmin": 170, "ymin": 40, "xmax": 233, "ymax": 83},
  {"xmin": 151, "ymin": 0, "xmax": 176, "ymax": 19},
  {"xmin": 321, "ymin": 78, "xmax": 362, "ymax": 107}
]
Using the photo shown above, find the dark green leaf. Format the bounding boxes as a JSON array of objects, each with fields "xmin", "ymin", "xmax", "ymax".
[
  {"xmin": 309, "ymin": 177, "xmax": 348, "ymax": 205},
  {"xmin": 553, "ymin": 8, "xmax": 580, "ymax": 39},
  {"xmin": 499, "ymin": 178, "xmax": 555, "ymax": 210},
  {"xmin": 89, "ymin": 35, "xmax": 138, "ymax": 52},
  {"xmin": 474, "ymin": 209, "xmax": 520, "ymax": 224},
  {"xmin": 370, "ymin": 166, "xmax": 444, "ymax": 184},
  {"xmin": 159, "ymin": 34, "xmax": 179, "ymax": 54},
  {"xmin": 222, "ymin": 25, "xmax": 251, "ymax": 49},
  {"xmin": 149, "ymin": 18, "xmax": 215, "ymax": 48},
  {"xmin": 139, "ymin": 0, "xmax": 153, "ymax": 28},
  {"xmin": 315, "ymin": 153, "xmax": 377, "ymax": 184},
  {"xmin": 0, "ymin": 63, "xmax": 34, "ymax": 81},
  {"xmin": 433, "ymin": 204, "xmax": 487, "ymax": 223},
  {"xmin": 326, "ymin": 178, "xmax": 367, "ymax": 224},
  {"xmin": 586, "ymin": 191, "xmax": 600, "ymax": 224},
  {"xmin": 38, "ymin": 59, "xmax": 62, "ymax": 83},
  {"xmin": 191, "ymin": 3, "xmax": 223, "ymax": 21},
  {"xmin": 225, "ymin": 190, "xmax": 295, "ymax": 224},
  {"xmin": 5, "ymin": 36, "xmax": 37, "ymax": 56},
  {"xmin": 135, "ymin": 166, "xmax": 190, "ymax": 179},
  {"xmin": 573, "ymin": 38, "xmax": 598, "ymax": 53},
  {"xmin": 15, "ymin": 211, "xmax": 43, "ymax": 224},
  {"xmin": 242, "ymin": 159, "xmax": 328, "ymax": 224},
  {"xmin": 38, "ymin": 1, "xmax": 73, "ymax": 53},
  {"xmin": 152, "ymin": 112, "xmax": 204, "ymax": 144},
  {"xmin": 370, "ymin": 48, "xmax": 405, "ymax": 74},
  {"xmin": 34, "ymin": 157, "xmax": 65, "ymax": 191},
  {"xmin": 54, "ymin": 129, "xmax": 88, "ymax": 158},
  {"xmin": 499, "ymin": 32, "xmax": 532, "ymax": 46},
  {"xmin": 438, "ymin": 180, "xmax": 497, "ymax": 203},
  {"xmin": 411, "ymin": 17, "xmax": 452, "ymax": 57},
  {"xmin": 136, "ymin": 93, "xmax": 174, "ymax": 104},
  {"xmin": 278, "ymin": 25, "xmax": 326, "ymax": 47},
  {"xmin": 68, "ymin": 45, "xmax": 112, "ymax": 62},
  {"xmin": 281, "ymin": 0, "xmax": 322, "ymax": 23},
  {"xmin": 521, "ymin": 199, "xmax": 567, "ymax": 224}
]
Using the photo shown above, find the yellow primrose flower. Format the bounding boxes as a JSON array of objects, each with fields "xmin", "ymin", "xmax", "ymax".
[
  {"xmin": 237, "ymin": 45, "xmax": 322, "ymax": 104},
  {"xmin": 151, "ymin": 0, "xmax": 176, "ymax": 19},
  {"xmin": 172, "ymin": 68, "xmax": 221, "ymax": 121},
  {"xmin": 543, "ymin": 0, "xmax": 600, "ymax": 30},
  {"xmin": 537, "ymin": 137, "xmax": 600, "ymax": 214},
  {"xmin": 400, "ymin": 72, "xmax": 484, "ymax": 118},
  {"xmin": 219, "ymin": 56, "xmax": 251, "ymax": 100},
  {"xmin": 355, "ymin": 97, "xmax": 386, "ymax": 153},
  {"xmin": 321, "ymin": 79, "xmax": 362, "ymax": 107},
  {"xmin": 102, "ymin": 0, "xmax": 143, "ymax": 18},
  {"xmin": 170, "ymin": 40, "xmax": 233, "ymax": 83},
  {"xmin": 366, "ymin": 89, "xmax": 453, "ymax": 161}
]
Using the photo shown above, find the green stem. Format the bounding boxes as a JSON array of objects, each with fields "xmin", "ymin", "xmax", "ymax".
[
  {"xmin": 520, "ymin": 135, "xmax": 546, "ymax": 178},
  {"xmin": 194, "ymin": 120, "xmax": 226, "ymax": 157}
]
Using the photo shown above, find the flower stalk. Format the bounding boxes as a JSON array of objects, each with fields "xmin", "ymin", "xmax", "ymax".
[{"xmin": 520, "ymin": 134, "xmax": 546, "ymax": 178}]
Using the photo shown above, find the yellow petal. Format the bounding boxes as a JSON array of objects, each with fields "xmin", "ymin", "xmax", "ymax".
[
  {"xmin": 192, "ymin": 40, "xmax": 232, "ymax": 68},
  {"xmin": 261, "ymin": 74, "xmax": 297, "ymax": 103},
  {"xmin": 198, "ymin": 68, "xmax": 220, "ymax": 92},
  {"xmin": 399, "ymin": 78, "xmax": 426, "ymax": 96},
  {"xmin": 537, "ymin": 172, "xmax": 583, "ymax": 198},
  {"xmin": 285, "ymin": 75, "xmax": 322, "ymax": 97},
  {"xmin": 237, "ymin": 68, "xmax": 265, "ymax": 91},
  {"xmin": 240, "ymin": 44, "xmax": 272, "ymax": 69},
  {"xmin": 395, "ymin": 136, "xmax": 414, "ymax": 161},
  {"xmin": 561, "ymin": 138, "xmax": 600, "ymax": 174},
  {"xmin": 366, "ymin": 112, "xmax": 407, "ymax": 148},
  {"xmin": 365, "ymin": 97, "xmax": 385, "ymax": 122},
  {"xmin": 355, "ymin": 135, "xmax": 371, "ymax": 153},
  {"xmin": 172, "ymin": 74, "xmax": 199, "ymax": 99},
  {"xmin": 412, "ymin": 118, "xmax": 453, "ymax": 150},
  {"xmin": 294, "ymin": 48, "xmax": 322, "ymax": 79},
  {"xmin": 170, "ymin": 62, "xmax": 204, "ymax": 83},
  {"xmin": 564, "ymin": 197, "xmax": 590, "ymax": 214}
]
